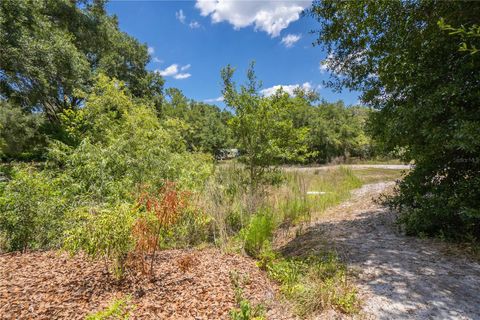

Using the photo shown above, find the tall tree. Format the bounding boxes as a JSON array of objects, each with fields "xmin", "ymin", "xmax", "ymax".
[
  {"xmin": 0, "ymin": 0, "xmax": 163, "ymax": 121},
  {"xmin": 309, "ymin": 1, "xmax": 480, "ymax": 239},
  {"xmin": 162, "ymin": 88, "xmax": 234, "ymax": 154}
]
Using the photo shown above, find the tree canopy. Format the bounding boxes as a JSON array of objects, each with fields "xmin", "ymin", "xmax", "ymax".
[
  {"xmin": 0, "ymin": 0, "xmax": 163, "ymax": 119},
  {"xmin": 309, "ymin": 0, "xmax": 480, "ymax": 239}
]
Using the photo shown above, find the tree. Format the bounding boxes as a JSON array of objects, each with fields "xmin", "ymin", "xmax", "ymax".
[
  {"xmin": 309, "ymin": 1, "xmax": 480, "ymax": 240},
  {"xmin": 0, "ymin": 101, "xmax": 46, "ymax": 160},
  {"xmin": 0, "ymin": 0, "xmax": 164, "ymax": 156},
  {"xmin": 162, "ymin": 88, "xmax": 234, "ymax": 154},
  {"xmin": 221, "ymin": 62, "xmax": 309, "ymax": 190}
]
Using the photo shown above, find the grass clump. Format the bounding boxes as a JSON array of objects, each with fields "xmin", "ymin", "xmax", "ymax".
[{"xmin": 265, "ymin": 252, "xmax": 359, "ymax": 317}]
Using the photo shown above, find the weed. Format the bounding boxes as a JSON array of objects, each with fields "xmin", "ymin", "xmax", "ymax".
[
  {"xmin": 85, "ymin": 296, "xmax": 134, "ymax": 320},
  {"xmin": 266, "ymin": 253, "xmax": 360, "ymax": 317},
  {"xmin": 229, "ymin": 271, "xmax": 266, "ymax": 320}
]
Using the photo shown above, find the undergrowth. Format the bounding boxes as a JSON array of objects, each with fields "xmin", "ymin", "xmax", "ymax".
[
  {"xmin": 229, "ymin": 270, "xmax": 266, "ymax": 320},
  {"xmin": 262, "ymin": 250, "xmax": 360, "ymax": 316}
]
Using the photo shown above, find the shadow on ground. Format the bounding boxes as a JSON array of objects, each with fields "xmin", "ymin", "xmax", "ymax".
[{"xmin": 279, "ymin": 204, "xmax": 480, "ymax": 320}]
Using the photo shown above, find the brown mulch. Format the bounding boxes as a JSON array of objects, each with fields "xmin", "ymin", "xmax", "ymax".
[{"xmin": 0, "ymin": 248, "xmax": 293, "ymax": 319}]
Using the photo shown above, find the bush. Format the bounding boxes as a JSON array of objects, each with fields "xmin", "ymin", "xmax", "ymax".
[
  {"xmin": 0, "ymin": 166, "xmax": 66, "ymax": 252},
  {"xmin": 64, "ymin": 203, "xmax": 137, "ymax": 279},
  {"xmin": 388, "ymin": 162, "xmax": 480, "ymax": 241},
  {"xmin": 131, "ymin": 182, "xmax": 189, "ymax": 275},
  {"xmin": 240, "ymin": 210, "xmax": 275, "ymax": 257}
]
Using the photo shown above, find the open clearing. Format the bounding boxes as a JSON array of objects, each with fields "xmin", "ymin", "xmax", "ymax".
[{"xmin": 281, "ymin": 181, "xmax": 480, "ymax": 319}]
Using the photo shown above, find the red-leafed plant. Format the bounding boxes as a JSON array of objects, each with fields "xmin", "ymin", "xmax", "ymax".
[{"xmin": 131, "ymin": 181, "xmax": 189, "ymax": 276}]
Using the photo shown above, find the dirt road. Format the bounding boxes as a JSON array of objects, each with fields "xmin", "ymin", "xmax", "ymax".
[
  {"xmin": 280, "ymin": 182, "xmax": 480, "ymax": 320},
  {"xmin": 281, "ymin": 164, "xmax": 411, "ymax": 172}
]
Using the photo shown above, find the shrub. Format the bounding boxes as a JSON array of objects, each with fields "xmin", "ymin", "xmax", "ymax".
[
  {"xmin": 240, "ymin": 210, "xmax": 275, "ymax": 257},
  {"xmin": 131, "ymin": 182, "xmax": 189, "ymax": 275},
  {"xmin": 0, "ymin": 166, "xmax": 66, "ymax": 252},
  {"xmin": 387, "ymin": 163, "xmax": 480, "ymax": 242},
  {"xmin": 64, "ymin": 203, "xmax": 137, "ymax": 279}
]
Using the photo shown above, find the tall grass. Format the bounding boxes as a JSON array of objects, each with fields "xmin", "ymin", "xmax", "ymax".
[
  {"xmin": 198, "ymin": 165, "xmax": 363, "ymax": 317},
  {"xmin": 270, "ymin": 167, "xmax": 362, "ymax": 226},
  {"xmin": 200, "ymin": 165, "xmax": 364, "ymax": 248}
]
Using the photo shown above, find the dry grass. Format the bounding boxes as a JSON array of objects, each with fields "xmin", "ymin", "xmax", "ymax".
[{"xmin": 352, "ymin": 168, "xmax": 407, "ymax": 184}]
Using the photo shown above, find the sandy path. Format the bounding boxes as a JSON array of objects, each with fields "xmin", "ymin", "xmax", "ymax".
[{"xmin": 280, "ymin": 182, "xmax": 480, "ymax": 320}]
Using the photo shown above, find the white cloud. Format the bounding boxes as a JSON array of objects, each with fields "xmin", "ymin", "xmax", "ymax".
[
  {"xmin": 204, "ymin": 96, "xmax": 224, "ymax": 103},
  {"xmin": 153, "ymin": 57, "xmax": 163, "ymax": 63},
  {"xmin": 148, "ymin": 46, "xmax": 155, "ymax": 55},
  {"xmin": 261, "ymin": 82, "xmax": 314, "ymax": 96},
  {"xmin": 281, "ymin": 34, "xmax": 301, "ymax": 48},
  {"xmin": 189, "ymin": 21, "xmax": 201, "ymax": 29},
  {"xmin": 176, "ymin": 9, "xmax": 186, "ymax": 24},
  {"xmin": 156, "ymin": 63, "xmax": 192, "ymax": 80},
  {"xmin": 195, "ymin": 0, "xmax": 310, "ymax": 37},
  {"xmin": 157, "ymin": 64, "xmax": 179, "ymax": 77},
  {"xmin": 174, "ymin": 73, "xmax": 191, "ymax": 79}
]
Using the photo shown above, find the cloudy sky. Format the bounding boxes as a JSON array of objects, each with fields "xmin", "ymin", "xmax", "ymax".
[{"xmin": 107, "ymin": 0, "xmax": 360, "ymax": 106}]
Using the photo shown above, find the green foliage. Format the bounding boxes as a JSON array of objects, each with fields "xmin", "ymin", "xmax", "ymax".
[
  {"xmin": 387, "ymin": 163, "xmax": 480, "ymax": 240},
  {"xmin": 229, "ymin": 300, "xmax": 266, "ymax": 320},
  {"xmin": 0, "ymin": 166, "xmax": 66, "ymax": 252},
  {"xmin": 309, "ymin": 1, "xmax": 480, "ymax": 241},
  {"xmin": 278, "ymin": 167, "xmax": 362, "ymax": 223},
  {"xmin": 307, "ymin": 103, "xmax": 372, "ymax": 163},
  {"xmin": 266, "ymin": 253, "xmax": 359, "ymax": 316},
  {"xmin": 221, "ymin": 62, "xmax": 310, "ymax": 189},
  {"xmin": 1, "ymin": 75, "xmax": 212, "ymax": 255},
  {"xmin": 0, "ymin": 102, "xmax": 46, "ymax": 160},
  {"xmin": 0, "ymin": 0, "xmax": 164, "ymax": 157},
  {"xmin": 438, "ymin": 18, "xmax": 480, "ymax": 55},
  {"xmin": 54, "ymin": 75, "xmax": 213, "ymax": 202},
  {"xmin": 162, "ymin": 88, "xmax": 234, "ymax": 154},
  {"xmin": 229, "ymin": 271, "xmax": 266, "ymax": 320},
  {"xmin": 240, "ymin": 210, "xmax": 274, "ymax": 257},
  {"xmin": 64, "ymin": 203, "xmax": 137, "ymax": 279},
  {"xmin": 85, "ymin": 296, "xmax": 133, "ymax": 320}
]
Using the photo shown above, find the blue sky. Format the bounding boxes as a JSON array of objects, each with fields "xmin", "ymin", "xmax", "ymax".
[{"xmin": 106, "ymin": 0, "xmax": 360, "ymax": 106}]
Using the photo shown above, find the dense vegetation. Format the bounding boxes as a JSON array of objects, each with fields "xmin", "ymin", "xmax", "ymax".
[
  {"xmin": 0, "ymin": 0, "xmax": 373, "ymax": 267},
  {"xmin": 310, "ymin": 0, "xmax": 480, "ymax": 241},
  {"xmin": 3, "ymin": 0, "xmax": 478, "ymax": 317}
]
